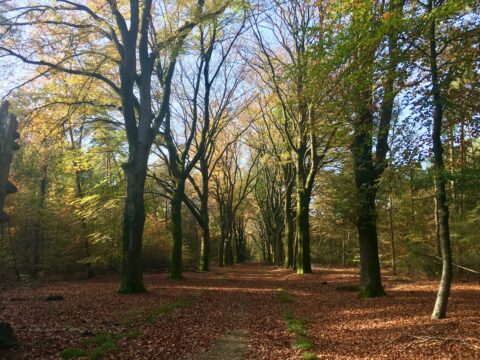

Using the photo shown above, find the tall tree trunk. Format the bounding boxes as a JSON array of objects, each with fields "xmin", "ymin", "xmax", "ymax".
[
  {"xmin": 434, "ymin": 179, "xmax": 441, "ymax": 257},
  {"xmin": 351, "ymin": 120, "xmax": 385, "ymax": 297},
  {"xmin": 284, "ymin": 179, "xmax": 295, "ymax": 269},
  {"xmin": 170, "ymin": 179, "xmax": 185, "ymax": 279},
  {"xmin": 459, "ymin": 121, "xmax": 465, "ymax": 214},
  {"xmin": 200, "ymin": 223, "xmax": 210, "ymax": 271},
  {"xmin": 218, "ymin": 229, "xmax": 225, "ymax": 267},
  {"xmin": 296, "ymin": 188, "xmax": 312, "ymax": 274},
  {"xmin": 409, "ymin": 168, "xmax": 416, "ymax": 225},
  {"xmin": 224, "ymin": 231, "xmax": 233, "ymax": 266},
  {"xmin": 449, "ymin": 126, "xmax": 456, "ymax": 212},
  {"xmin": 275, "ymin": 228, "xmax": 284, "ymax": 266},
  {"xmin": 429, "ymin": 12, "xmax": 452, "ymax": 320},
  {"xmin": 388, "ymin": 194, "xmax": 397, "ymax": 275},
  {"xmin": 199, "ymin": 163, "xmax": 210, "ymax": 271},
  {"xmin": 75, "ymin": 171, "xmax": 93, "ymax": 278},
  {"xmin": 356, "ymin": 195, "xmax": 385, "ymax": 297},
  {"xmin": 33, "ymin": 164, "xmax": 47, "ymax": 277},
  {"xmin": 119, "ymin": 155, "xmax": 148, "ymax": 293}
]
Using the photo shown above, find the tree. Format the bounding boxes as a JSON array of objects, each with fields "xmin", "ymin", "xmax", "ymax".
[
  {"xmin": 212, "ymin": 141, "xmax": 259, "ymax": 266},
  {"xmin": 0, "ymin": 0, "xmax": 228, "ymax": 292},
  {"xmin": 151, "ymin": 13, "xmax": 246, "ymax": 276},
  {"xmin": 250, "ymin": 0, "xmax": 336, "ymax": 274},
  {"xmin": 335, "ymin": 0, "xmax": 406, "ymax": 297}
]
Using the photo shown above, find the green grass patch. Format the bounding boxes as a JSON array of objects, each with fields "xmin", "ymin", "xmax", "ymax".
[
  {"xmin": 85, "ymin": 332, "xmax": 111, "ymax": 346},
  {"xmin": 284, "ymin": 313, "xmax": 307, "ymax": 336},
  {"xmin": 295, "ymin": 335, "xmax": 313, "ymax": 351},
  {"xmin": 90, "ymin": 340, "xmax": 118, "ymax": 360},
  {"xmin": 123, "ymin": 329, "xmax": 141, "ymax": 339},
  {"xmin": 303, "ymin": 352, "xmax": 319, "ymax": 360},
  {"xmin": 144, "ymin": 299, "xmax": 189, "ymax": 324},
  {"xmin": 62, "ymin": 299, "xmax": 188, "ymax": 359},
  {"xmin": 60, "ymin": 347, "xmax": 87, "ymax": 359},
  {"xmin": 283, "ymin": 311, "xmax": 316, "ymax": 358},
  {"xmin": 118, "ymin": 310, "xmax": 139, "ymax": 326},
  {"xmin": 64, "ymin": 329, "xmax": 140, "ymax": 360},
  {"xmin": 275, "ymin": 288, "xmax": 294, "ymax": 303}
]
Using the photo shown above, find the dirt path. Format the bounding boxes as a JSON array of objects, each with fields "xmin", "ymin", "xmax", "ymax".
[
  {"xmin": 198, "ymin": 330, "xmax": 249, "ymax": 360},
  {"xmin": 1, "ymin": 264, "xmax": 480, "ymax": 359}
]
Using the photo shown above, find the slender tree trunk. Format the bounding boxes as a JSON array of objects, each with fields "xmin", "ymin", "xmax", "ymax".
[
  {"xmin": 284, "ymin": 179, "xmax": 295, "ymax": 269},
  {"xmin": 449, "ymin": 126, "xmax": 456, "ymax": 213},
  {"xmin": 170, "ymin": 179, "xmax": 185, "ymax": 279},
  {"xmin": 218, "ymin": 228, "xmax": 226, "ymax": 267},
  {"xmin": 429, "ymin": 12, "xmax": 452, "ymax": 320},
  {"xmin": 388, "ymin": 194, "xmax": 397, "ymax": 275},
  {"xmin": 434, "ymin": 179, "xmax": 441, "ymax": 257},
  {"xmin": 119, "ymin": 155, "xmax": 148, "ymax": 293},
  {"xmin": 75, "ymin": 171, "xmax": 94, "ymax": 278},
  {"xmin": 224, "ymin": 231, "xmax": 233, "ymax": 266},
  {"xmin": 199, "ymin": 163, "xmax": 210, "ymax": 271},
  {"xmin": 409, "ymin": 168, "xmax": 416, "ymax": 225},
  {"xmin": 459, "ymin": 121, "xmax": 465, "ymax": 214},
  {"xmin": 329, "ymin": 237, "xmax": 333, "ymax": 267},
  {"xmin": 33, "ymin": 164, "xmax": 48, "ymax": 277},
  {"xmin": 275, "ymin": 228, "xmax": 284, "ymax": 266}
]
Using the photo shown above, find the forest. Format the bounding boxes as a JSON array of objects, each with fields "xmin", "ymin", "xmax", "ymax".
[{"xmin": 0, "ymin": 0, "xmax": 479, "ymax": 359}]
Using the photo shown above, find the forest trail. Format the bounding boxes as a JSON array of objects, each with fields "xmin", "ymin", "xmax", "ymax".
[{"xmin": 1, "ymin": 263, "xmax": 480, "ymax": 359}]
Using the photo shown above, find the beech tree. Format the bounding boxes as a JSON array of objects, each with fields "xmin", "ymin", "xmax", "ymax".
[
  {"xmin": 249, "ymin": 0, "xmax": 336, "ymax": 274},
  {"xmin": 0, "ymin": 0, "xmax": 229, "ymax": 292},
  {"xmin": 334, "ymin": 0, "xmax": 406, "ymax": 297}
]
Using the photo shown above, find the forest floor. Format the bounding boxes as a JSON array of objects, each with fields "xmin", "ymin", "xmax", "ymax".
[{"xmin": 1, "ymin": 263, "xmax": 480, "ymax": 360}]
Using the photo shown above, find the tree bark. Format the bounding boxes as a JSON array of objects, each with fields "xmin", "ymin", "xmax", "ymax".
[
  {"xmin": 295, "ymin": 187, "xmax": 312, "ymax": 274},
  {"xmin": 429, "ymin": 10, "xmax": 452, "ymax": 320},
  {"xmin": 170, "ymin": 179, "xmax": 186, "ymax": 279},
  {"xmin": 218, "ymin": 232, "xmax": 225, "ymax": 267},
  {"xmin": 284, "ymin": 178, "xmax": 295, "ymax": 269},
  {"xmin": 388, "ymin": 194, "xmax": 397, "ymax": 275},
  {"xmin": 119, "ymin": 155, "xmax": 148, "ymax": 293},
  {"xmin": 199, "ymin": 162, "xmax": 210, "ymax": 271},
  {"xmin": 352, "ymin": 118, "xmax": 385, "ymax": 297}
]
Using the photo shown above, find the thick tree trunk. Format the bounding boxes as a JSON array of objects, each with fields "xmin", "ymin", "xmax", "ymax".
[
  {"xmin": 119, "ymin": 158, "xmax": 147, "ymax": 293},
  {"xmin": 284, "ymin": 180, "xmax": 295, "ymax": 269},
  {"xmin": 275, "ymin": 229, "xmax": 284, "ymax": 266},
  {"xmin": 430, "ymin": 14, "xmax": 452, "ymax": 320},
  {"xmin": 200, "ymin": 225, "xmax": 210, "ymax": 271},
  {"xmin": 352, "ymin": 112, "xmax": 385, "ymax": 297},
  {"xmin": 356, "ymin": 196, "xmax": 385, "ymax": 297},
  {"xmin": 295, "ymin": 189, "xmax": 311, "ymax": 274},
  {"xmin": 170, "ymin": 180, "xmax": 185, "ymax": 279}
]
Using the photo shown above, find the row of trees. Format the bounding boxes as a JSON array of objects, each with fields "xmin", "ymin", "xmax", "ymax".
[{"xmin": 0, "ymin": 0, "xmax": 478, "ymax": 321}]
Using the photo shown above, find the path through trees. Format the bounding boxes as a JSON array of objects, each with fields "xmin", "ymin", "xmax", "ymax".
[{"xmin": 1, "ymin": 264, "xmax": 479, "ymax": 359}]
